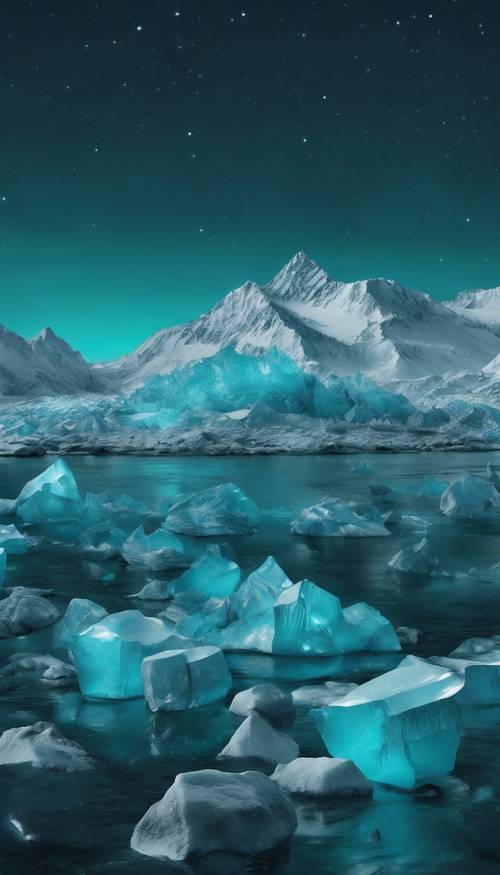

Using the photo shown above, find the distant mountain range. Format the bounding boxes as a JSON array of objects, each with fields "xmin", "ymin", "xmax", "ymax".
[{"xmin": 1, "ymin": 252, "xmax": 500, "ymax": 397}]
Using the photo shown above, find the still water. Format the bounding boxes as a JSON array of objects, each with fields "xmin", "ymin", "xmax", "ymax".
[{"xmin": 1, "ymin": 451, "xmax": 500, "ymax": 874}]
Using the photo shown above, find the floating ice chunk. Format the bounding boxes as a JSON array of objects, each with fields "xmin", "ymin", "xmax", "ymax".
[
  {"xmin": 271, "ymin": 756, "xmax": 372, "ymax": 797},
  {"xmin": 459, "ymin": 561, "xmax": 500, "ymax": 584},
  {"xmin": 0, "ymin": 524, "xmax": 28, "ymax": 554},
  {"xmin": 130, "ymin": 768, "xmax": 297, "ymax": 861},
  {"xmin": 389, "ymin": 537, "xmax": 438, "ymax": 575},
  {"xmin": 231, "ymin": 556, "xmax": 292, "ymax": 617},
  {"xmin": 16, "ymin": 458, "xmax": 82, "ymax": 523},
  {"xmin": 384, "ymin": 511, "xmax": 428, "ymax": 532},
  {"xmin": 430, "ymin": 655, "xmax": 500, "ymax": 705},
  {"xmin": 212, "ymin": 609, "xmax": 275, "ymax": 654},
  {"xmin": 273, "ymin": 579, "xmax": 344, "ymax": 656},
  {"xmin": 73, "ymin": 610, "xmax": 174, "ymax": 699},
  {"xmin": 450, "ymin": 636, "xmax": 500, "ymax": 661},
  {"xmin": 55, "ymin": 598, "xmax": 108, "ymax": 650},
  {"xmin": 0, "ymin": 653, "xmax": 76, "ymax": 691},
  {"xmin": 350, "ymin": 461, "xmax": 374, "ymax": 475},
  {"xmin": 172, "ymin": 596, "xmax": 231, "ymax": 642},
  {"xmin": 0, "ymin": 722, "xmax": 94, "ymax": 770},
  {"xmin": 169, "ymin": 545, "xmax": 240, "ymax": 599},
  {"xmin": 78, "ymin": 520, "xmax": 127, "ymax": 558},
  {"xmin": 218, "ymin": 712, "xmax": 298, "ymax": 765},
  {"xmin": 397, "ymin": 626, "xmax": 424, "ymax": 647},
  {"xmin": 440, "ymin": 475, "xmax": 500, "ymax": 519},
  {"xmin": 0, "ymin": 548, "xmax": 5, "ymax": 589},
  {"xmin": 122, "ymin": 525, "xmax": 201, "ymax": 570},
  {"xmin": 142, "ymin": 645, "xmax": 231, "ymax": 712},
  {"xmin": 313, "ymin": 655, "xmax": 463, "ymax": 789},
  {"xmin": 339, "ymin": 602, "xmax": 401, "ymax": 652},
  {"xmin": 164, "ymin": 482, "xmax": 259, "ymax": 536},
  {"xmin": 129, "ymin": 578, "xmax": 171, "ymax": 600},
  {"xmin": 292, "ymin": 497, "xmax": 390, "ymax": 537},
  {"xmin": 0, "ymin": 587, "xmax": 59, "ymax": 638},
  {"xmin": 292, "ymin": 681, "xmax": 358, "ymax": 708},
  {"xmin": 229, "ymin": 684, "xmax": 295, "ymax": 727}
]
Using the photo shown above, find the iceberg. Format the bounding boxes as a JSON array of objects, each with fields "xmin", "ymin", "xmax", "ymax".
[
  {"xmin": 168, "ymin": 544, "xmax": 241, "ymax": 599},
  {"xmin": 78, "ymin": 520, "xmax": 127, "ymax": 558},
  {"xmin": 313, "ymin": 655, "xmax": 463, "ymax": 788},
  {"xmin": 55, "ymin": 598, "xmax": 108, "ymax": 650},
  {"xmin": 130, "ymin": 768, "xmax": 297, "ymax": 861},
  {"xmin": 16, "ymin": 458, "xmax": 83, "ymax": 523},
  {"xmin": 0, "ymin": 587, "xmax": 59, "ymax": 638},
  {"xmin": 339, "ymin": 601, "xmax": 401, "ymax": 652},
  {"xmin": 440, "ymin": 475, "xmax": 500, "ymax": 519},
  {"xmin": 292, "ymin": 496, "xmax": 390, "ymax": 537},
  {"xmin": 217, "ymin": 712, "xmax": 299, "ymax": 765},
  {"xmin": 273, "ymin": 579, "xmax": 344, "ymax": 655},
  {"xmin": 271, "ymin": 756, "xmax": 372, "ymax": 797},
  {"xmin": 450, "ymin": 636, "xmax": 500, "ymax": 661},
  {"xmin": 229, "ymin": 683, "xmax": 296, "ymax": 727},
  {"xmin": 0, "ymin": 653, "xmax": 76, "ymax": 691},
  {"xmin": 121, "ymin": 524, "xmax": 202, "ymax": 570},
  {"xmin": 231, "ymin": 555, "xmax": 292, "ymax": 617},
  {"xmin": 388, "ymin": 537, "xmax": 438, "ymax": 575},
  {"xmin": 0, "ymin": 524, "xmax": 28, "ymax": 554},
  {"xmin": 164, "ymin": 482, "xmax": 259, "ymax": 535},
  {"xmin": 73, "ymin": 610, "xmax": 175, "ymax": 699},
  {"xmin": 0, "ymin": 722, "xmax": 94, "ymax": 771},
  {"xmin": 142, "ymin": 645, "xmax": 231, "ymax": 712},
  {"xmin": 430, "ymin": 655, "xmax": 500, "ymax": 705}
]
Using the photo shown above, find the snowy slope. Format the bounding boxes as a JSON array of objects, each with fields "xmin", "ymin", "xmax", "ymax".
[
  {"xmin": 0, "ymin": 325, "xmax": 109, "ymax": 397},
  {"xmin": 444, "ymin": 287, "xmax": 500, "ymax": 335},
  {"xmin": 99, "ymin": 252, "xmax": 500, "ymax": 389}
]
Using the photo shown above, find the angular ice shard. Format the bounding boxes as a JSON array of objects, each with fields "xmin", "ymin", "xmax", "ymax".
[
  {"xmin": 16, "ymin": 458, "xmax": 83, "ymax": 523},
  {"xmin": 313, "ymin": 655, "xmax": 463, "ymax": 789},
  {"xmin": 164, "ymin": 482, "xmax": 259, "ymax": 536},
  {"xmin": 271, "ymin": 756, "xmax": 372, "ymax": 797},
  {"xmin": 229, "ymin": 684, "xmax": 295, "ymax": 727},
  {"xmin": 273, "ymin": 579, "xmax": 344, "ymax": 656},
  {"xmin": 389, "ymin": 537, "xmax": 438, "ymax": 575},
  {"xmin": 142, "ymin": 645, "xmax": 231, "ymax": 712},
  {"xmin": 79, "ymin": 520, "xmax": 127, "ymax": 558},
  {"xmin": 292, "ymin": 681, "xmax": 358, "ymax": 708},
  {"xmin": 0, "ymin": 524, "xmax": 28, "ymax": 554},
  {"xmin": 0, "ymin": 722, "xmax": 93, "ymax": 770},
  {"xmin": 0, "ymin": 587, "xmax": 59, "ymax": 638},
  {"xmin": 55, "ymin": 598, "xmax": 108, "ymax": 650},
  {"xmin": 73, "ymin": 610, "xmax": 174, "ymax": 699},
  {"xmin": 0, "ymin": 497, "xmax": 17, "ymax": 516},
  {"xmin": 218, "ymin": 712, "xmax": 299, "ymax": 765},
  {"xmin": 121, "ymin": 525, "xmax": 202, "ymax": 570},
  {"xmin": 0, "ymin": 548, "xmax": 5, "ymax": 589},
  {"xmin": 169, "ymin": 545, "xmax": 240, "ymax": 599},
  {"xmin": 232, "ymin": 556, "xmax": 292, "ymax": 618},
  {"xmin": 169, "ymin": 594, "xmax": 231, "ymax": 642},
  {"xmin": 130, "ymin": 769, "xmax": 297, "ymax": 861},
  {"xmin": 292, "ymin": 497, "xmax": 390, "ymax": 537},
  {"xmin": 450, "ymin": 636, "xmax": 500, "ymax": 661},
  {"xmin": 0, "ymin": 653, "xmax": 76, "ymax": 691},
  {"xmin": 212, "ymin": 608, "xmax": 275, "ymax": 654},
  {"xmin": 440, "ymin": 475, "xmax": 500, "ymax": 519},
  {"xmin": 350, "ymin": 461, "xmax": 374, "ymax": 475},
  {"xmin": 430, "ymin": 655, "xmax": 500, "ymax": 705},
  {"xmin": 339, "ymin": 602, "xmax": 401, "ymax": 652}
]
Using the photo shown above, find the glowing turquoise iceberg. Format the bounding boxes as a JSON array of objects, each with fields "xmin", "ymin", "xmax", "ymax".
[
  {"xmin": 164, "ymin": 482, "xmax": 259, "ymax": 536},
  {"xmin": 141, "ymin": 645, "xmax": 231, "ymax": 711},
  {"xmin": 440, "ymin": 475, "xmax": 500, "ymax": 519},
  {"xmin": 169, "ymin": 545, "xmax": 241, "ymax": 598},
  {"xmin": 121, "ymin": 525, "xmax": 202, "ymax": 569},
  {"xmin": 16, "ymin": 458, "xmax": 83, "ymax": 523},
  {"xmin": 313, "ymin": 655, "xmax": 463, "ymax": 789},
  {"xmin": 292, "ymin": 497, "xmax": 390, "ymax": 537},
  {"xmin": 56, "ymin": 598, "xmax": 108, "ymax": 650}
]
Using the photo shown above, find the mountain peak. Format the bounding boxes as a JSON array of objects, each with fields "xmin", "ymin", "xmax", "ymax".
[{"xmin": 32, "ymin": 326, "xmax": 58, "ymax": 343}]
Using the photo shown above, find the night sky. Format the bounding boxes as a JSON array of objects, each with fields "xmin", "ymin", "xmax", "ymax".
[{"xmin": 1, "ymin": 0, "xmax": 499, "ymax": 360}]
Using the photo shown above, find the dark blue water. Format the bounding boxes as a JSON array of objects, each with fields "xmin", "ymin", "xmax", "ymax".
[{"xmin": 1, "ymin": 451, "xmax": 500, "ymax": 874}]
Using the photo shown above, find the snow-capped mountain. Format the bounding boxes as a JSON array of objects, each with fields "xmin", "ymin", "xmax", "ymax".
[
  {"xmin": 0, "ymin": 325, "xmax": 109, "ymax": 396},
  {"xmin": 98, "ymin": 252, "xmax": 500, "ymax": 389},
  {"xmin": 444, "ymin": 287, "xmax": 500, "ymax": 335}
]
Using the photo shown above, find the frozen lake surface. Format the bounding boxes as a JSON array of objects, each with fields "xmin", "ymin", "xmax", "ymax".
[{"xmin": 1, "ymin": 451, "xmax": 500, "ymax": 873}]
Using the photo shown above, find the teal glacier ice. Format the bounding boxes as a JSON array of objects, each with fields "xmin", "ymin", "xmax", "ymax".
[
  {"xmin": 121, "ymin": 524, "xmax": 202, "ymax": 569},
  {"xmin": 440, "ymin": 475, "xmax": 500, "ymax": 518},
  {"xmin": 292, "ymin": 496, "xmax": 390, "ymax": 537},
  {"xmin": 16, "ymin": 458, "xmax": 83, "ymax": 522},
  {"xmin": 430, "ymin": 655, "xmax": 500, "ymax": 705},
  {"xmin": 55, "ymin": 597, "xmax": 108, "ymax": 650},
  {"xmin": 231, "ymin": 555, "xmax": 293, "ymax": 616},
  {"xmin": 164, "ymin": 482, "xmax": 259, "ymax": 535},
  {"xmin": 313, "ymin": 655, "xmax": 463, "ymax": 788},
  {"xmin": 450, "ymin": 636, "xmax": 500, "ymax": 660},
  {"xmin": 0, "ymin": 524, "xmax": 28, "ymax": 554},
  {"xmin": 130, "ymin": 768, "xmax": 297, "ymax": 861},
  {"xmin": 389, "ymin": 537, "xmax": 438, "ymax": 574},
  {"xmin": 0, "ymin": 548, "xmax": 5, "ymax": 588},
  {"xmin": 142, "ymin": 645, "xmax": 231, "ymax": 711},
  {"xmin": 168, "ymin": 544, "xmax": 241, "ymax": 598},
  {"xmin": 73, "ymin": 610, "xmax": 176, "ymax": 699}
]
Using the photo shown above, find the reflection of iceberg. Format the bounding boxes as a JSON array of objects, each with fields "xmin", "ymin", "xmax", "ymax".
[{"xmin": 150, "ymin": 704, "xmax": 236, "ymax": 759}]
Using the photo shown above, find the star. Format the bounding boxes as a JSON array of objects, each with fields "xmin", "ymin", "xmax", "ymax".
[{"xmin": 136, "ymin": 25, "xmax": 143, "ymax": 31}]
